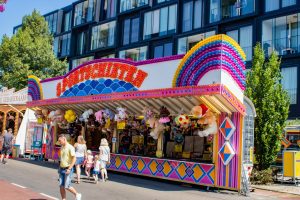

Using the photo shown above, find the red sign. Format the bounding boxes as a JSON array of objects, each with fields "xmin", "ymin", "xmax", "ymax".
[{"xmin": 56, "ymin": 61, "xmax": 148, "ymax": 97}]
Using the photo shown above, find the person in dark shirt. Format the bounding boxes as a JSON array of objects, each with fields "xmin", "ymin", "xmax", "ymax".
[
  {"xmin": 0, "ymin": 128, "xmax": 14, "ymax": 164},
  {"xmin": 120, "ymin": 131, "xmax": 131, "ymax": 154}
]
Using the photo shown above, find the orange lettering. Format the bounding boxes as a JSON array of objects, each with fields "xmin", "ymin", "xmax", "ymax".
[
  {"xmin": 56, "ymin": 82, "xmax": 62, "ymax": 97},
  {"xmin": 132, "ymin": 70, "xmax": 148, "ymax": 88},
  {"xmin": 124, "ymin": 66, "xmax": 137, "ymax": 83}
]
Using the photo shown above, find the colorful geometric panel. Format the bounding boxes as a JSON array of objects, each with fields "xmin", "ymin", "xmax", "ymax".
[
  {"xmin": 162, "ymin": 161, "xmax": 174, "ymax": 177},
  {"xmin": 61, "ymin": 78, "xmax": 138, "ymax": 97},
  {"xmin": 175, "ymin": 162, "xmax": 188, "ymax": 180},
  {"xmin": 28, "ymin": 75, "xmax": 43, "ymax": 101},
  {"xmin": 218, "ymin": 141, "xmax": 235, "ymax": 165},
  {"xmin": 173, "ymin": 34, "xmax": 246, "ymax": 90},
  {"xmin": 148, "ymin": 159, "xmax": 159, "ymax": 175},
  {"xmin": 95, "ymin": 154, "xmax": 215, "ymax": 187},
  {"xmin": 219, "ymin": 117, "xmax": 236, "ymax": 140},
  {"xmin": 137, "ymin": 158, "xmax": 146, "ymax": 173}
]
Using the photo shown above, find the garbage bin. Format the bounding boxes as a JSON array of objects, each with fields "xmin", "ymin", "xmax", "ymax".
[
  {"xmin": 283, "ymin": 150, "xmax": 300, "ymax": 179},
  {"xmin": 12, "ymin": 144, "xmax": 20, "ymax": 158}
]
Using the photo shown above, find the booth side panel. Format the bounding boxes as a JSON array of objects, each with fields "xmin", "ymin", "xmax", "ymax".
[
  {"xmin": 217, "ymin": 113, "xmax": 242, "ymax": 190},
  {"xmin": 108, "ymin": 154, "xmax": 215, "ymax": 186}
]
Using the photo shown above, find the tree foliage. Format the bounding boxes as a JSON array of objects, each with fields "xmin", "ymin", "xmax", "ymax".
[
  {"xmin": 245, "ymin": 43, "xmax": 290, "ymax": 170},
  {"xmin": 0, "ymin": 10, "xmax": 66, "ymax": 90}
]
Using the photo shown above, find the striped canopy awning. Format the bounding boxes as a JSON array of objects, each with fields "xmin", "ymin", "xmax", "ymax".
[{"xmin": 27, "ymin": 84, "xmax": 245, "ymax": 116}]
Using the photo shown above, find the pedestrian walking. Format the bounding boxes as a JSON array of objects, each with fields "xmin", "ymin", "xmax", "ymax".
[
  {"xmin": 0, "ymin": 130, "xmax": 5, "ymax": 152},
  {"xmin": 84, "ymin": 150, "xmax": 94, "ymax": 180},
  {"xmin": 99, "ymin": 138, "xmax": 110, "ymax": 182},
  {"xmin": 0, "ymin": 129, "xmax": 14, "ymax": 164},
  {"xmin": 92, "ymin": 155, "xmax": 100, "ymax": 184},
  {"xmin": 74, "ymin": 136, "xmax": 87, "ymax": 184},
  {"xmin": 57, "ymin": 134, "xmax": 82, "ymax": 200}
]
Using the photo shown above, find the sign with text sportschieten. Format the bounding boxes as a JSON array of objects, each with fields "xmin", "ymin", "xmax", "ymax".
[
  {"xmin": 0, "ymin": 87, "xmax": 28, "ymax": 105},
  {"xmin": 56, "ymin": 61, "xmax": 148, "ymax": 97}
]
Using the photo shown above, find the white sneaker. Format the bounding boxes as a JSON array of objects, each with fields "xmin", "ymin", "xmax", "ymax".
[{"xmin": 76, "ymin": 193, "xmax": 82, "ymax": 200}]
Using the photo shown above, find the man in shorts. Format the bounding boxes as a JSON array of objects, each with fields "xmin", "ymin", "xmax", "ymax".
[
  {"xmin": 58, "ymin": 134, "xmax": 82, "ymax": 200},
  {"xmin": 0, "ymin": 128, "xmax": 14, "ymax": 164}
]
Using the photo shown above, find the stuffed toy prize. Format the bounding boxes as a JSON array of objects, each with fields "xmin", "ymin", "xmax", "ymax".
[
  {"xmin": 64, "ymin": 109, "xmax": 77, "ymax": 123},
  {"xmin": 159, "ymin": 106, "xmax": 170, "ymax": 124}
]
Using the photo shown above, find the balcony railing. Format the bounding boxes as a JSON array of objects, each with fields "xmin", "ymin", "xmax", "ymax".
[{"xmin": 263, "ymin": 37, "xmax": 300, "ymax": 56}]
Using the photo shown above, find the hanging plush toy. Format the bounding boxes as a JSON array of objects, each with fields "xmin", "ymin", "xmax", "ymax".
[
  {"xmin": 150, "ymin": 122, "xmax": 165, "ymax": 140},
  {"xmin": 191, "ymin": 104, "xmax": 208, "ymax": 118},
  {"xmin": 81, "ymin": 109, "xmax": 93, "ymax": 122},
  {"xmin": 95, "ymin": 110, "xmax": 106, "ymax": 125},
  {"xmin": 104, "ymin": 109, "xmax": 115, "ymax": 120},
  {"xmin": 159, "ymin": 106, "xmax": 170, "ymax": 124},
  {"xmin": 195, "ymin": 110, "xmax": 218, "ymax": 137},
  {"xmin": 177, "ymin": 114, "xmax": 190, "ymax": 128},
  {"xmin": 54, "ymin": 109, "xmax": 64, "ymax": 124},
  {"xmin": 35, "ymin": 110, "xmax": 43, "ymax": 124},
  {"xmin": 114, "ymin": 107, "xmax": 128, "ymax": 122},
  {"xmin": 64, "ymin": 109, "xmax": 77, "ymax": 123}
]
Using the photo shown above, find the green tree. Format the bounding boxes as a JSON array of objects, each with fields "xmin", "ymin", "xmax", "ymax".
[
  {"xmin": 246, "ymin": 43, "xmax": 290, "ymax": 170},
  {"xmin": 0, "ymin": 10, "xmax": 66, "ymax": 90}
]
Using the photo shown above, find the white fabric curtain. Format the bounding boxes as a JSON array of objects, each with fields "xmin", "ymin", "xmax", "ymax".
[
  {"xmin": 281, "ymin": 67, "xmax": 298, "ymax": 104},
  {"xmin": 240, "ymin": 26, "xmax": 253, "ymax": 61}
]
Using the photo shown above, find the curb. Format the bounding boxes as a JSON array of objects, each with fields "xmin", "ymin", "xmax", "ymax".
[{"xmin": 252, "ymin": 185, "xmax": 300, "ymax": 196}]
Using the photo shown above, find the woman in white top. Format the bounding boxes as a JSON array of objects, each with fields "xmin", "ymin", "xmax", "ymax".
[
  {"xmin": 74, "ymin": 136, "xmax": 87, "ymax": 184},
  {"xmin": 99, "ymin": 138, "xmax": 110, "ymax": 182}
]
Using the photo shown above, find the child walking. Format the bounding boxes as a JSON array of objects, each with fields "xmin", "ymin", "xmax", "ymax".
[
  {"xmin": 92, "ymin": 155, "xmax": 100, "ymax": 184},
  {"xmin": 84, "ymin": 150, "xmax": 94, "ymax": 180}
]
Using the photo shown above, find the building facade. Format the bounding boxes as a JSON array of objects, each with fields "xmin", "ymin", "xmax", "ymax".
[{"xmin": 13, "ymin": 0, "xmax": 300, "ymax": 119}]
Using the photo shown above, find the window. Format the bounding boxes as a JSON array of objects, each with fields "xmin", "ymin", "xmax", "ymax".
[
  {"xmin": 183, "ymin": 0, "xmax": 203, "ymax": 32},
  {"xmin": 177, "ymin": 31, "xmax": 216, "ymax": 54},
  {"xmin": 61, "ymin": 33, "xmax": 71, "ymax": 57},
  {"xmin": 120, "ymin": 0, "xmax": 149, "ymax": 13},
  {"xmin": 53, "ymin": 37, "xmax": 60, "ymax": 57},
  {"xmin": 53, "ymin": 33, "xmax": 71, "ymax": 57},
  {"xmin": 74, "ymin": 0, "xmax": 96, "ymax": 26},
  {"xmin": 91, "ymin": 21, "xmax": 116, "ymax": 50},
  {"xmin": 143, "ymin": 4, "xmax": 177, "ymax": 39},
  {"xmin": 226, "ymin": 25, "xmax": 253, "ymax": 61},
  {"xmin": 262, "ymin": 13, "xmax": 300, "ymax": 56},
  {"xmin": 72, "ymin": 56, "xmax": 94, "ymax": 69},
  {"xmin": 210, "ymin": 0, "xmax": 255, "ymax": 23},
  {"xmin": 100, "ymin": 54, "xmax": 115, "ymax": 59},
  {"xmin": 281, "ymin": 67, "xmax": 297, "ymax": 104},
  {"xmin": 104, "ymin": 0, "xmax": 117, "ymax": 19},
  {"xmin": 119, "ymin": 46, "xmax": 148, "ymax": 61},
  {"xmin": 76, "ymin": 31, "xmax": 88, "ymax": 55},
  {"xmin": 63, "ymin": 11, "xmax": 72, "ymax": 32},
  {"xmin": 210, "ymin": 0, "xmax": 220, "ymax": 23},
  {"xmin": 123, "ymin": 18, "xmax": 140, "ymax": 45},
  {"xmin": 154, "ymin": 42, "xmax": 173, "ymax": 58},
  {"xmin": 45, "ymin": 12, "xmax": 58, "ymax": 34},
  {"xmin": 265, "ymin": 0, "xmax": 296, "ymax": 12},
  {"xmin": 282, "ymin": 0, "xmax": 296, "ymax": 7},
  {"xmin": 157, "ymin": 0, "xmax": 172, "ymax": 3}
]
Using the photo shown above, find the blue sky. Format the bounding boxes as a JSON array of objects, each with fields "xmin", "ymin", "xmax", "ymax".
[{"xmin": 0, "ymin": 0, "xmax": 76, "ymax": 39}]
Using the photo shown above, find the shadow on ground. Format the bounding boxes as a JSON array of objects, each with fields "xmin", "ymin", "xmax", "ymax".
[{"xmin": 12, "ymin": 158, "xmax": 241, "ymax": 194}]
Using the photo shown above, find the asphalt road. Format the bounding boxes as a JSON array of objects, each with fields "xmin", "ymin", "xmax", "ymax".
[{"xmin": 0, "ymin": 159, "xmax": 299, "ymax": 200}]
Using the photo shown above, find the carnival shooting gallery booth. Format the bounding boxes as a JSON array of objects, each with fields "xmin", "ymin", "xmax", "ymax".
[{"xmin": 27, "ymin": 35, "xmax": 254, "ymax": 192}]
